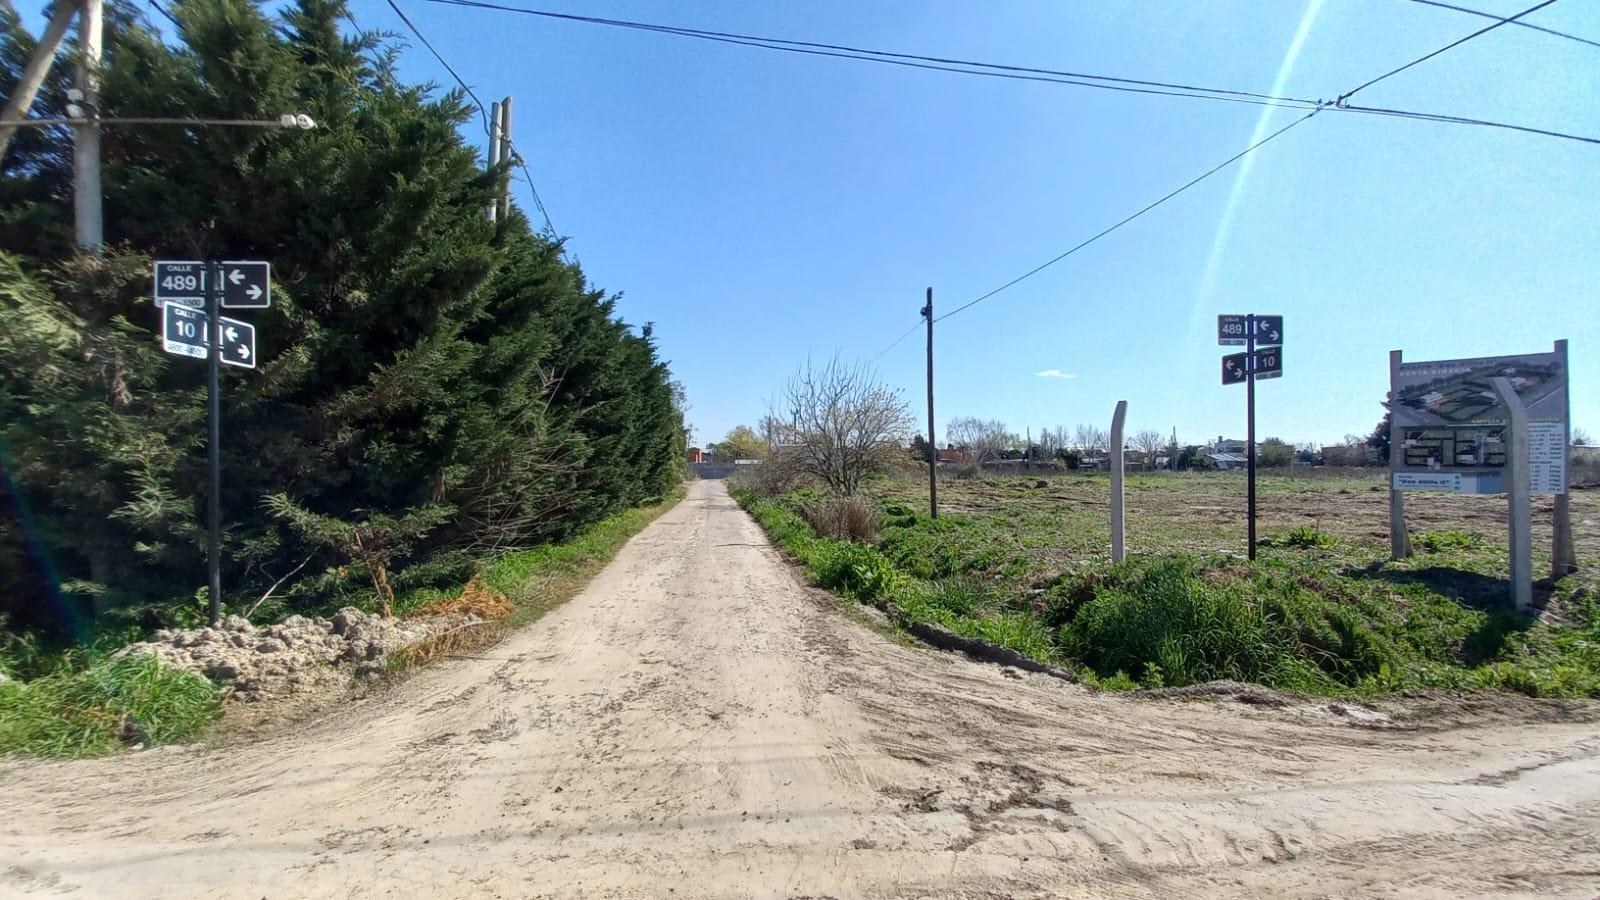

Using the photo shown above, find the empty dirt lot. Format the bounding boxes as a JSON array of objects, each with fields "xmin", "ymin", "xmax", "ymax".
[{"xmin": 3, "ymin": 480, "xmax": 1597, "ymax": 898}]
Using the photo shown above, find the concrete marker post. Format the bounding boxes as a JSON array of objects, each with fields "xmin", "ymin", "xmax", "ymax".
[
  {"xmin": 1110, "ymin": 400, "xmax": 1128, "ymax": 563},
  {"xmin": 1491, "ymin": 376, "xmax": 1533, "ymax": 613}
]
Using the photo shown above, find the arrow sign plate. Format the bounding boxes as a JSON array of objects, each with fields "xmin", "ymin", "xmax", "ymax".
[
  {"xmin": 1254, "ymin": 314, "xmax": 1284, "ymax": 347},
  {"xmin": 162, "ymin": 303, "xmax": 209, "ymax": 359},
  {"xmin": 220, "ymin": 260, "xmax": 270, "ymax": 309},
  {"xmin": 218, "ymin": 315, "xmax": 256, "ymax": 369},
  {"xmin": 1218, "ymin": 314, "xmax": 1248, "ymax": 346},
  {"xmin": 153, "ymin": 260, "xmax": 206, "ymax": 308},
  {"xmin": 1222, "ymin": 351, "xmax": 1249, "ymax": 385}
]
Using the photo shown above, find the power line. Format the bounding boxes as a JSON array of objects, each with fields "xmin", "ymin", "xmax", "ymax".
[
  {"xmin": 382, "ymin": 0, "xmax": 557, "ymax": 234},
  {"xmin": 937, "ymin": 108, "xmax": 1322, "ymax": 323},
  {"xmin": 869, "ymin": 318, "xmax": 924, "ymax": 362},
  {"xmin": 1338, "ymin": 0, "xmax": 1561, "ymax": 103},
  {"xmin": 420, "ymin": 0, "xmax": 1598, "ymax": 147},
  {"xmin": 1404, "ymin": 0, "xmax": 1600, "ymax": 51},
  {"xmin": 420, "ymin": 0, "xmax": 1327, "ymax": 112}
]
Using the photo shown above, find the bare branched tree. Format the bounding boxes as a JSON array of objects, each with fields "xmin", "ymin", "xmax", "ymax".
[
  {"xmin": 1131, "ymin": 429, "xmax": 1165, "ymax": 470},
  {"xmin": 770, "ymin": 356, "xmax": 914, "ymax": 496},
  {"xmin": 946, "ymin": 416, "xmax": 1013, "ymax": 463},
  {"xmin": 1073, "ymin": 424, "xmax": 1108, "ymax": 454}
]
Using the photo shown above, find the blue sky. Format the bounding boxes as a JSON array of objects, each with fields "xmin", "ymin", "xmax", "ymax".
[{"xmin": 32, "ymin": 0, "xmax": 1600, "ymax": 448}]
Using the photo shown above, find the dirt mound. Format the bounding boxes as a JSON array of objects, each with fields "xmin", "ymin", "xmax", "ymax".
[{"xmin": 117, "ymin": 607, "xmax": 483, "ymax": 702}]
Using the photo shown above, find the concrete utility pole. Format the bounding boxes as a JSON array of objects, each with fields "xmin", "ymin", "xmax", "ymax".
[
  {"xmin": 497, "ymin": 96, "xmax": 513, "ymax": 221},
  {"xmin": 487, "ymin": 100, "xmax": 502, "ymax": 222},
  {"xmin": 1388, "ymin": 349, "xmax": 1411, "ymax": 559},
  {"xmin": 922, "ymin": 287, "xmax": 937, "ymax": 520},
  {"xmin": 0, "ymin": 2, "xmax": 77, "ymax": 165},
  {"xmin": 1552, "ymin": 338, "xmax": 1577, "ymax": 576},
  {"xmin": 1110, "ymin": 401, "xmax": 1128, "ymax": 563},
  {"xmin": 74, "ymin": 0, "xmax": 105, "ymax": 253},
  {"xmin": 1492, "ymin": 376, "xmax": 1534, "ymax": 614}
]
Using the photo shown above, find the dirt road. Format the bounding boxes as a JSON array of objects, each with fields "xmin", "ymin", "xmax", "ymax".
[{"xmin": 4, "ymin": 480, "xmax": 1599, "ymax": 898}]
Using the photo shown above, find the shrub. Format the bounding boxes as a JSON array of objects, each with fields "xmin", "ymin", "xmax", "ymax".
[
  {"xmin": 1277, "ymin": 525, "xmax": 1334, "ymax": 549},
  {"xmin": 798, "ymin": 496, "xmax": 878, "ymax": 543},
  {"xmin": 0, "ymin": 654, "xmax": 220, "ymax": 758}
]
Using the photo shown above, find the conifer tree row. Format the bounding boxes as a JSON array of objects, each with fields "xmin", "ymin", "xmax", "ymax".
[{"xmin": 0, "ymin": 0, "xmax": 686, "ymax": 639}]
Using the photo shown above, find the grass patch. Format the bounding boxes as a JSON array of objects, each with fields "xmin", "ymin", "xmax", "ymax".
[
  {"xmin": 0, "ymin": 654, "xmax": 220, "ymax": 759},
  {"xmin": 734, "ymin": 476, "xmax": 1600, "ymax": 700}
]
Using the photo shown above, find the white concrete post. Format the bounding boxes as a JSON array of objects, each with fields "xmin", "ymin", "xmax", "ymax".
[
  {"xmin": 1110, "ymin": 400, "xmax": 1128, "ymax": 563},
  {"xmin": 1491, "ymin": 377, "xmax": 1533, "ymax": 613}
]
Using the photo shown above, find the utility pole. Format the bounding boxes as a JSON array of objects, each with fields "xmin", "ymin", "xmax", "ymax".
[
  {"xmin": 922, "ymin": 287, "xmax": 937, "ymax": 520},
  {"xmin": 74, "ymin": 0, "xmax": 104, "ymax": 253},
  {"xmin": 497, "ymin": 96, "xmax": 513, "ymax": 221},
  {"xmin": 486, "ymin": 100, "xmax": 502, "ymax": 222},
  {"xmin": 0, "ymin": 2, "xmax": 77, "ymax": 165}
]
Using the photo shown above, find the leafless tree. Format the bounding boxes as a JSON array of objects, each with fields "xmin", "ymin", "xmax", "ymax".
[
  {"xmin": 770, "ymin": 356, "xmax": 914, "ymax": 496},
  {"xmin": 1573, "ymin": 427, "xmax": 1592, "ymax": 447},
  {"xmin": 1131, "ymin": 429, "xmax": 1165, "ymax": 470},
  {"xmin": 1073, "ymin": 424, "xmax": 1108, "ymax": 454},
  {"xmin": 946, "ymin": 416, "xmax": 1014, "ymax": 463}
]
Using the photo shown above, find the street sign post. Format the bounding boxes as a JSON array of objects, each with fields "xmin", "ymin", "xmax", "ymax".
[
  {"xmin": 153, "ymin": 258, "xmax": 270, "ymax": 625},
  {"xmin": 1218, "ymin": 313, "xmax": 1286, "ymax": 560}
]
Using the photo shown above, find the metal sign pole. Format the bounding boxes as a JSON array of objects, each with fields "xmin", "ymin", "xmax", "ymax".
[
  {"xmin": 1246, "ymin": 314, "xmax": 1257, "ymax": 561},
  {"xmin": 206, "ymin": 260, "xmax": 223, "ymax": 627}
]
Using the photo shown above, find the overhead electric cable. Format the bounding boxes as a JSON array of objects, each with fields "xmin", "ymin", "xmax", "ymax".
[
  {"xmin": 936, "ymin": 109, "xmax": 1321, "ymax": 323},
  {"xmin": 424, "ymin": 0, "xmax": 1599, "ymax": 147},
  {"xmin": 383, "ymin": 0, "xmax": 556, "ymax": 233},
  {"xmin": 1404, "ymin": 0, "xmax": 1600, "ymax": 50},
  {"xmin": 869, "ymin": 319, "xmax": 924, "ymax": 362},
  {"xmin": 1338, "ymin": 0, "xmax": 1560, "ymax": 102}
]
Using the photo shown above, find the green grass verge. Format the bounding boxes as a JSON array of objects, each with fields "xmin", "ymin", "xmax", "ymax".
[
  {"xmin": 732, "ymin": 485, "xmax": 1600, "ymax": 699},
  {"xmin": 0, "ymin": 653, "xmax": 220, "ymax": 759}
]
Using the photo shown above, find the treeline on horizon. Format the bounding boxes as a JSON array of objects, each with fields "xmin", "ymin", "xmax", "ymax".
[{"xmin": 0, "ymin": 0, "xmax": 685, "ymax": 643}]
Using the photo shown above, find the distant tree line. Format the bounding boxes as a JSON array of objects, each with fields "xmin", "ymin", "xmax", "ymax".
[{"xmin": 0, "ymin": 0, "xmax": 684, "ymax": 640}]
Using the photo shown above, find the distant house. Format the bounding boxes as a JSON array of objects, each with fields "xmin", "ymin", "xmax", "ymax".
[
  {"xmin": 687, "ymin": 447, "xmax": 704, "ymax": 464},
  {"xmin": 1208, "ymin": 451, "xmax": 1248, "ymax": 470},
  {"xmin": 936, "ymin": 447, "xmax": 968, "ymax": 465}
]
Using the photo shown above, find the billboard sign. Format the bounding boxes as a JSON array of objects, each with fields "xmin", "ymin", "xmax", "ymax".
[{"xmin": 1388, "ymin": 348, "xmax": 1567, "ymax": 494}]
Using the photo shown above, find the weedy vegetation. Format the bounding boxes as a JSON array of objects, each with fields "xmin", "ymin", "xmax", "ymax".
[{"xmin": 733, "ymin": 471, "xmax": 1600, "ymax": 698}]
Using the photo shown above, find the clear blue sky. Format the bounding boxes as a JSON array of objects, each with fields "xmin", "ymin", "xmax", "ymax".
[{"xmin": 40, "ymin": 0, "xmax": 1600, "ymax": 448}]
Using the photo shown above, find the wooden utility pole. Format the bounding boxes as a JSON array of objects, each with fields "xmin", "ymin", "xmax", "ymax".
[
  {"xmin": 0, "ymin": 2, "xmax": 77, "ymax": 165},
  {"xmin": 1552, "ymin": 338, "xmax": 1577, "ymax": 575},
  {"xmin": 74, "ymin": 0, "xmax": 104, "ymax": 252},
  {"xmin": 922, "ymin": 287, "xmax": 937, "ymax": 520}
]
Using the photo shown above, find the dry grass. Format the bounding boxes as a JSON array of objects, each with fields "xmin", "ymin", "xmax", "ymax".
[
  {"xmin": 800, "ymin": 496, "xmax": 878, "ymax": 542},
  {"xmin": 405, "ymin": 574, "xmax": 515, "ymax": 621}
]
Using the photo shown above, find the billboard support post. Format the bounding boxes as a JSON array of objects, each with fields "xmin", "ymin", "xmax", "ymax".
[
  {"xmin": 1491, "ymin": 377, "xmax": 1534, "ymax": 613},
  {"xmin": 1388, "ymin": 349, "xmax": 1411, "ymax": 560},
  {"xmin": 1110, "ymin": 400, "xmax": 1128, "ymax": 563},
  {"xmin": 1552, "ymin": 339, "xmax": 1576, "ymax": 576}
]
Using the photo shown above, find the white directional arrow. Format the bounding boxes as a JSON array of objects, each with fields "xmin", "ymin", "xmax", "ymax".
[
  {"xmin": 237, "ymin": 344, "xmax": 251, "ymax": 360},
  {"xmin": 246, "ymin": 284, "xmax": 263, "ymax": 301},
  {"xmin": 228, "ymin": 269, "xmax": 246, "ymax": 285},
  {"xmin": 225, "ymin": 325, "xmax": 240, "ymax": 342}
]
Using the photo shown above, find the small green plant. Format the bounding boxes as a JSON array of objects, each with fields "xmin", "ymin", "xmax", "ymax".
[
  {"xmin": 1279, "ymin": 525, "xmax": 1334, "ymax": 549},
  {"xmin": 1415, "ymin": 530, "xmax": 1483, "ymax": 552}
]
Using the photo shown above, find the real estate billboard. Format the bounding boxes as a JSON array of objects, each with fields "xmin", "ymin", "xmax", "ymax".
[{"xmin": 1388, "ymin": 348, "xmax": 1568, "ymax": 495}]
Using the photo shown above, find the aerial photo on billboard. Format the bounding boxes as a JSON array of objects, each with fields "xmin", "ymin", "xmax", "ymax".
[{"xmin": 1389, "ymin": 350, "xmax": 1566, "ymax": 428}]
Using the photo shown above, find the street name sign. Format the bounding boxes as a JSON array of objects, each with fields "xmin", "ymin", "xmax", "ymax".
[
  {"xmin": 152, "ymin": 259, "xmax": 271, "ymax": 308},
  {"xmin": 1217, "ymin": 314, "xmax": 1248, "ymax": 346},
  {"xmin": 162, "ymin": 303, "xmax": 209, "ymax": 359},
  {"xmin": 1254, "ymin": 345, "xmax": 1283, "ymax": 380},
  {"xmin": 218, "ymin": 316, "xmax": 256, "ymax": 369},
  {"xmin": 153, "ymin": 261, "xmax": 206, "ymax": 308}
]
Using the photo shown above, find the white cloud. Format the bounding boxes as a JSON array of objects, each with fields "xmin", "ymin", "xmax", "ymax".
[{"xmin": 1036, "ymin": 369, "xmax": 1077, "ymax": 379}]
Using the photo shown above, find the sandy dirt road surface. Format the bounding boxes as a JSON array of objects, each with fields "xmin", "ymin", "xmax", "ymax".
[{"xmin": 4, "ymin": 479, "xmax": 1599, "ymax": 898}]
